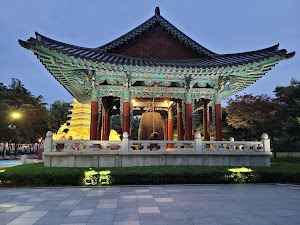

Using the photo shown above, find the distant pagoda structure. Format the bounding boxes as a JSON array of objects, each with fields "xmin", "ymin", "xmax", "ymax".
[
  {"xmin": 52, "ymin": 99, "xmax": 90, "ymax": 140},
  {"xmin": 67, "ymin": 98, "xmax": 91, "ymax": 140},
  {"xmin": 19, "ymin": 7, "xmax": 295, "ymax": 141}
]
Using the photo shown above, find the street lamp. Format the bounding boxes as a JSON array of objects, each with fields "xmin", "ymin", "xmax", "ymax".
[
  {"xmin": 9, "ymin": 112, "xmax": 21, "ymax": 159},
  {"xmin": 11, "ymin": 112, "xmax": 21, "ymax": 119}
]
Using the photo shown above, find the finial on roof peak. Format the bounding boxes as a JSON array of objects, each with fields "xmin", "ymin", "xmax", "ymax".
[{"xmin": 155, "ymin": 7, "xmax": 160, "ymax": 16}]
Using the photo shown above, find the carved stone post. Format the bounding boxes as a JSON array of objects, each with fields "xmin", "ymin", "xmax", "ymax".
[
  {"xmin": 261, "ymin": 133, "xmax": 271, "ymax": 152},
  {"xmin": 121, "ymin": 132, "xmax": 129, "ymax": 152},
  {"xmin": 44, "ymin": 131, "xmax": 53, "ymax": 152},
  {"xmin": 194, "ymin": 131, "xmax": 202, "ymax": 152}
]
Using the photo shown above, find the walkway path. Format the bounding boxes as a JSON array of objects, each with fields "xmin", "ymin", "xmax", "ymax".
[{"xmin": 0, "ymin": 184, "xmax": 299, "ymax": 225}]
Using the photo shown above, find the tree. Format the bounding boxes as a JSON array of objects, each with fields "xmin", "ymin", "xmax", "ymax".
[
  {"xmin": 274, "ymin": 78, "xmax": 300, "ymax": 151},
  {"xmin": 0, "ymin": 79, "xmax": 49, "ymax": 148},
  {"xmin": 47, "ymin": 101, "xmax": 70, "ymax": 133},
  {"xmin": 225, "ymin": 94, "xmax": 283, "ymax": 143}
]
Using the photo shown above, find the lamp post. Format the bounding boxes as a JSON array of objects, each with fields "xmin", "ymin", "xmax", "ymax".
[{"xmin": 9, "ymin": 112, "xmax": 21, "ymax": 159}]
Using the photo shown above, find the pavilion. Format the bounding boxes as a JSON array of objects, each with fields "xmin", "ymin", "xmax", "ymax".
[{"xmin": 19, "ymin": 7, "xmax": 294, "ymax": 142}]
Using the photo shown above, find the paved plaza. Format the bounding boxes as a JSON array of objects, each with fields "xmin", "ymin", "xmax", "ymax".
[{"xmin": 0, "ymin": 184, "xmax": 299, "ymax": 225}]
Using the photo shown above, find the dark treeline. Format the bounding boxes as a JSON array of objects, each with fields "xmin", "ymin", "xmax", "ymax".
[{"xmin": 0, "ymin": 78, "xmax": 70, "ymax": 146}]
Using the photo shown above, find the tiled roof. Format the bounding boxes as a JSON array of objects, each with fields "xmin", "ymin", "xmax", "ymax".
[
  {"xmin": 18, "ymin": 7, "xmax": 295, "ymax": 69},
  {"xmin": 96, "ymin": 7, "xmax": 216, "ymax": 58},
  {"xmin": 19, "ymin": 32, "xmax": 294, "ymax": 69}
]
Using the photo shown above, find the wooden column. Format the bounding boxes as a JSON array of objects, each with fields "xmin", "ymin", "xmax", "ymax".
[
  {"xmin": 177, "ymin": 103, "xmax": 184, "ymax": 140},
  {"xmin": 215, "ymin": 102, "xmax": 223, "ymax": 141},
  {"xmin": 97, "ymin": 105, "xmax": 102, "ymax": 140},
  {"xmin": 167, "ymin": 107, "xmax": 174, "ymax": 141},
  {"xmin": 90, "ymin": 100, "xmax": 98, "ymax": 140},
  {"xmin": 164, "ymin": 118, "xmax": 168, "ymax": 140},
  {"xmin": 167, "ymin": 106, "xmax": 174, "ymax": 148},
  {"xmin": 123, "ymin": 101, "xmax": 130, "ymax": 134},
  {"xmin": 203, "ymin": 100, "xmax": 210, "ymax": 141},
  {"xmin": 102, "ymin": 106, "xmax": 110, "ymax": 140},
  {"xmin": 185, "ymin": 103, "xmax": 193, "ymax": 140}
]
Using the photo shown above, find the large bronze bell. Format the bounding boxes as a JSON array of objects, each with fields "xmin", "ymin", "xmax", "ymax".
[{"xmin": 138, "ymin": 111, "xmax": 164, "ymax": 140}]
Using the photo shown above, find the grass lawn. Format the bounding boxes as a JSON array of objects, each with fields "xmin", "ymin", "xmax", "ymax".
[{"xmin": 0, "ymin": 156, "xmax": 299, "ymax": 187}]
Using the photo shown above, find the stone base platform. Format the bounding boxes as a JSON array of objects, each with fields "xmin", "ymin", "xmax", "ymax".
[{"xmin": 43, "ymin": 152, "xmax": 271, "ymax": 167}]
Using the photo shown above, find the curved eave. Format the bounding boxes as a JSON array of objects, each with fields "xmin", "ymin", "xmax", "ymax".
[
  {"xmin": 19, "ymin": 35, "xmax": 294, "ymax": 69},
  {"xmin": 19, "ymin": 33, "xmax": 295, "ymax": 102}
]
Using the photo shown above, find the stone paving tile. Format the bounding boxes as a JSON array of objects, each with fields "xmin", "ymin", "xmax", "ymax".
[
  {"xmin": 61, "ymin": 224, "xmax": 87, "ymax": 225},
  {"xmin": 96, "ymin": 203, "xmax": 117, "ymax": 209},
  {"xmin": 138, "ymin": 206, "xmax": 160, "ymax": 213},
  {"xmin": 1, "ymin": 185, "xmax": 300, "ymax": 225},
  {"xmin": 158, "ymin": 206, "xmax": 182, "ymax": 213},
  {"xmin": 118, "ymin": 202, "xmax": 138, "ymax": 208},
  {"xmin": 19, "ymin": 210, "xmax": 48, "ymax": 218},
  {"xmin": 165, "ymin": 219, "xmax": 193, "ymax": 225},
  {"xmin": 140, "ymin": 220, "xmax": 167, "ymax": 225},
  {"xmin": 162, "ymin": 212, "xmax": 188, "ymax": 220},
  {"xmin": 154, "ymin": 198, "xmax": 173, "ymax": 202},
  {"xmin": 6, "ymin": 205, "xmax": 34, "ymax": 212},
  {"xmin": 34, "ymin": 216, "xmax": 67, "ymax": 225},
  {"xmin": 62, "ymin": 215, "xmax": 91, "ymax": 224},
  {"xmin": 7, "ymin": 217, "xmax": 40, "ymax": 225},
  {"xmin": 191, "ymin": 217, "xmax": 222, "ymax": 225},
  {"xmin": 114, "ymin": 213, "xmax": 139, "ymax": 222},
  {"xmin": 139, "ymin": 213, "xmax": 164, "ymax": 221},
  {"xmin": 43, "ymin": 209, "xmax": 72, "ymax": 217},
  {"xmin": 0, "ymin": 212, "xmax": 24, "ymax": 225},
  {"xmin": 88, "ymin": 214, "xmax": 115, "ymax": 223},
  {"xmin": 74, "ymin": 203, "xmax": 98, "ymax": 210},
  {"xmin": 69, "ymin": 209, "xmax": 94, "ymax": 216},
  {"xmin": 92, "ymin": 208, "xmax": 116, "ymax": 215},
  {"xmin": 87, "ymin": 222, "xmax": 113, "ymax": 225},
  {"xmin": 113, "ymin": 222, "xmax": 140, "ymax": 225},
  {"xmin": 116, "ymin": 207, "xmax": 138, "ymax": 214},
  {"xmin": 137, "ymin": 202, "xmax": 157, "ymax": 207}
]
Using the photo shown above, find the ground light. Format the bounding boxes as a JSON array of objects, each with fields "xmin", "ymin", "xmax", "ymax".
[
  {"xmin": 228, "ymin": 167, "xmax": 253, "ymax": 183},
  {"xmin": 84, "ymin": 169, "xmax": 111, "ymax": 185}
]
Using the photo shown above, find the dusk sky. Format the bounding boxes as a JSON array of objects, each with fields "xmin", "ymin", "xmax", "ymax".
[{"xmin": 1, "ymin": 0, "xmax": 299, "ymax": 105}]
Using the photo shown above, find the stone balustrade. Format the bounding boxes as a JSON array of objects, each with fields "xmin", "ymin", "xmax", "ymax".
[{"xmin": 43, "ymin": 131, "xmax": 271, "ymax": 167}]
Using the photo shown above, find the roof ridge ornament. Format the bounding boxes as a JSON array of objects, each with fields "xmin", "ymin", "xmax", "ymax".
[{"xmin": 155, "ymin": 7, "xmax": 160, "ymax": 16}]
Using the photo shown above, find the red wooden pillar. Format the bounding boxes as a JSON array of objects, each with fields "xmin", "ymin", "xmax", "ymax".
[
  {"xmin": 102, "ymin": 107, "xmax": 110, "ymax": 140},
  {"xmin": 97, "ymin": 105, "xmax": 102, "ymax": 140},
  {"xmin": 215, "ymin": 102, "xmax": 223, "ymax": 141},
  {"xmin": 185, "ymin": 103, "xmax": 193, "ymax": 140},
  {"xmin": 164, "ymin": 118, "xmax": 168, "ymax": 140},
  {"xmin": 123, "ymin": 101, "xmax": 130, "ymax": 134},
  {"xmin": 203, "ymin": 100, "xmax": 210, "ymax": 141},
  {"xmin": 177, "ymin": 103, "xmax": 184, "ymax": 140},
  {"xmin": 167, "ymin": 106, "xmax": 174, "ymax": 148},
  {"xmin": 90, "ymin": 101, "xmax": 98, "ymax": 140}
]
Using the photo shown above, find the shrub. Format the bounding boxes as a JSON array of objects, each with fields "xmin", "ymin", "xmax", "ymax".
[{"xmin": 1, "ymin": 158, "xmax": 300, "ymax": 187}]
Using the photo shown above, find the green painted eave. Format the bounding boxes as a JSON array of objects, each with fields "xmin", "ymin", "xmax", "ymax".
[{"xmin": 31, "ymin": 44, "xmax": 287, "ymax": 103}]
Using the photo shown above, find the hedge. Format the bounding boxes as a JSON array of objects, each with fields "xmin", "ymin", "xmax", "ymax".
[{"xmin": 0, "ymin": 158, "xmax": 300, "ymax": 187}]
